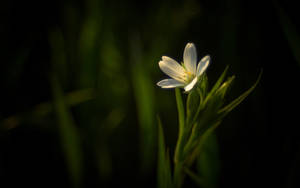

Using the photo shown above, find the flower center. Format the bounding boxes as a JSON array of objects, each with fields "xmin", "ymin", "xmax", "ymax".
[{"xmin": 184, "ymin": 71, "xmax": 195, "ymax": 83}]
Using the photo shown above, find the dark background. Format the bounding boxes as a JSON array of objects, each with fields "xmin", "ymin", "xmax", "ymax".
[{"xmin": 1, "ymin": 0, "xmax": 300, "ymax": 187}]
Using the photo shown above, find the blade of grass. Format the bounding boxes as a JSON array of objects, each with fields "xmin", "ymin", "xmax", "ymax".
[
  {"xmin": 130, "ymin": 34, "xmax": 156, "ymax": 173},
  {"xmin": 204, "ymin": 66, "xmax": 229, "ymax": 104},
  {"xmin": 157, "ymin": 116, "xmax": 173, "ymax": 188},
  {"xmin": 215, "ymin": 75, "xmax": 235, "ymax": 99},
  {"xmin": 51, "ymin": 75, "xmax": 83, "ymax": 188},
  {"xmin": 186, "ymin": 89, "xmax": 200, "ymax": 126},
  {"xmin": 185, "ymin": 121, "xmax": 221, "ymax": 167},
  {"xmin": 218, "ymin": 70, "xmax": 262, "ymax": 115},
  {"xmin": 1, "ymin": 89, "xmax": 95, "ymax": 130}
]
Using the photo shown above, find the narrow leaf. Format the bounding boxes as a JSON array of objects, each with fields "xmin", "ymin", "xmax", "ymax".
[
  {"xmin": 182, "ymin": 86, "xmax": 225, "ymax": 159},
  {"xmin": 185, "ymin": 121, "xmax": 221, "ymax": 167},
  {"xmin": 157, "ymin": 116, "xmax": 173, "ymax": 188},
  {"xmin": 215, "ymin": 75, "xmax": 235, "ymax": 99},
  {"xmin": 186, "ymin": 89, "xmax": 200, "ymax": 125},
  {"xmin": 208, "ymin": 66, "xmax": 229, "ymax": 97},
  {"xmin": 51, "ymin": 75, "xmax": 83, "ymax": 188},
  {"xmin": 1, "ymin": 89, "xmax": 95, "ymax": 130},
  {"xmin": 196, "ymin": 133, "xmax": 220, "ymax": 188},
  {"xmin": 130, "ymin": 36, "xmax": 156, "ymax": 172},
  {"xmin": 218, "ymin": 70, "xmax": 262, "ymax": 115},
  {"xmin": 198, "ymin": 73, "xmax": 209, "ymax": 98}
]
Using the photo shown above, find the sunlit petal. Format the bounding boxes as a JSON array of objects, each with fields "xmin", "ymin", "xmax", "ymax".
[
  {"xmin": 183, "ymin": 43, "xmax": 197, "ymax": 74},
  {"xmin": 184, "ymin": 76, "xmax": 198, "ymax": 92},
  {"xmin": 157, "ymin": 79, "xmax": 185, "ymax": 88},
  {"xmin": 196, "ymin": 55, "xmax": 210, "ymax": 77},
  {"xmin": 159, "ymin": 57, "xmax": 186, "ymax": 82}
]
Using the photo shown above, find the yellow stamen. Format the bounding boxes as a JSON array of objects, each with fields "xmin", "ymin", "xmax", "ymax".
[{"xmin": 184, "ymin": 71, "xmax": 195, "ymax": 83}]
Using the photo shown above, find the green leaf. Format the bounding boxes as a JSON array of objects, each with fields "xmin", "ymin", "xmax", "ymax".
[
  {"xmin": 182, "ymin": 106, "xmax": 220, "ymax": 161},
  {"xmin": 209, "ymin": 66, "xmax": 229, "ymax": 96},
  {"xmin": 182, "ymin": 77, "xmax": 228, "ymax": 159},
  {"xmin": 51, "ymin": 75, "xmax": 83, "ymax": 188},
  {"xmin": 157, "ymin": 116, "xmax": 173, "ymax": 188},
  {"xmin": 215, "ymin": 75, "xmax": 235, "ymax": 99},
  {"xmin": 198, "ymin": 73, "xmax": 209, "ymax": 99},
  {"xmin": 1, "ymin": 88, "xmax": 95, "ymax": 131},
  {"xmin": 186, "ymin": 89, "xmax": 200, "ymax": 125},
  {"xmin": 130, "ymin": 37, "xmax": 156, "ymax": 173},
  {"xmin": 202, "ymin": 66, "xmax": 229, "ymax": 106},
  {"xmin": 218, "ymin": 70, "xmax": 262, "ymax": 116},
  {"xmin": 183, "ymin": 74, "xmax": 211, "ymax": 141},
  {"xmin": 196, "ymin": 133, "xmax": 220, "ymax": 188},
  {"xmin": 185, "ymin": 121, "xmax": 221, "ymax": 167}
]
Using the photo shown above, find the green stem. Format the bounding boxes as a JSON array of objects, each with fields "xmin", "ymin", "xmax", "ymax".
[
  {"xmin": 174, "ymin": 88, "xmax": 185, "ymax": 163},
  {"xmin": 174, "ymin": 162, "xmax": 185, "ymax": 188},
  {"xmin": 173, "ymin": 88, "xmax": 186, "ymax": 188}
]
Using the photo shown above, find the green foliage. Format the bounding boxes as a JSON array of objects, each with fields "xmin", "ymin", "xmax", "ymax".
[
  {"xmin": 218, "ymin": 70, "xmax": 262, "ymax": 117},
  {"xmin": 207, "ymin": 66, "xmax": 229, "ymax": 98},
  {"xmin": 157, "ymin": 116, "xmax": 173, "ymax": 188},
  {"xmin": 51, "ymin": 75, "xmax": 83, "ymax": 188},
  {"xmin": 174, "ymin": 88, "xmax": 185, "ymax": 163},
  {"xmin": 158, "ymin": 66, "xmax": 261, "ymax": 187},
  {"xmin": 196, "ymin": 133, "xmax": 220, "ymax": 188},
  {"xmin": 130, "ymin": 37, "xmax": 156, "ymax": 173},
  {"xmin": 186, "ymin": 89, "xmax": 200, "ymax": 126},
  {"xmin": 1, "ymin": 1, "xmax": 269, "ymax": 187}
]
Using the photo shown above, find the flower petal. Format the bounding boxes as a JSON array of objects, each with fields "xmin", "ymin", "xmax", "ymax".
[
  {"xmin": 183, "ymin": 43, "xmax": 197, "ymax": 74},
  {"xmin": 196, "ymin": 55, "xmax": 210, "ymax": 77},
  {"xmin": 159, "ymin": 56, "xmax": 186, "ymax": 82},
  {"xmin": 184, "ymin": 76, "xmax": 198, "ymax": 92},
  {"xmin": 157, "ymin": 79, "xmax": 185, "ymax": 88}
]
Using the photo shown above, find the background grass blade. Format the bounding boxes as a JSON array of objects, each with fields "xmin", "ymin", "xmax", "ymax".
[
  {"xmin": 51, "ymin": 75, "xmax": 83, "ymax": 188},
  {"xmin": 157, "ymin": 116, "xmax": 173, "ymax": 188},
  {"xmin": 130, "ymin": 35, "xmax": 156, "ymax": 173},
  {"xmin": 1, "ymin": 89, "xmax": 95, "ymax": 130}
]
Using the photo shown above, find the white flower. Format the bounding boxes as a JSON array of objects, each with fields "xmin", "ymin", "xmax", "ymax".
[{"xmin": 157, "ymin": 43, "xmax": 210, "ymax": 92}]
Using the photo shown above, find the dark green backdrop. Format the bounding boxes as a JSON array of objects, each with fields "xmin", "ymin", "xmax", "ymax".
[{"xmin": 1, "ymin": 0, "xmax": 300, "ymax": 187}]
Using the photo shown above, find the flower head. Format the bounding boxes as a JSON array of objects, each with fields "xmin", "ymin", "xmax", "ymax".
[{"xmin": 157, "ymin": 43, "xmax": 210, "ymax": 92}]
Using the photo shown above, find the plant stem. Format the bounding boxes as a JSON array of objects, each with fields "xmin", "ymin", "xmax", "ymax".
[
  {"xmin": 174, "ymin": 162, "xmax": 185, "ymax": 188},
  {"xmin": 174, "ymin": 88, "xmax": 185, "ymax": 163}
]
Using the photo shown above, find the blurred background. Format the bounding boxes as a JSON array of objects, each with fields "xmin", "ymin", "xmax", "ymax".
[{"xmin": 1, "ymin": 0, "xmax": 300, "ymax": 187}]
